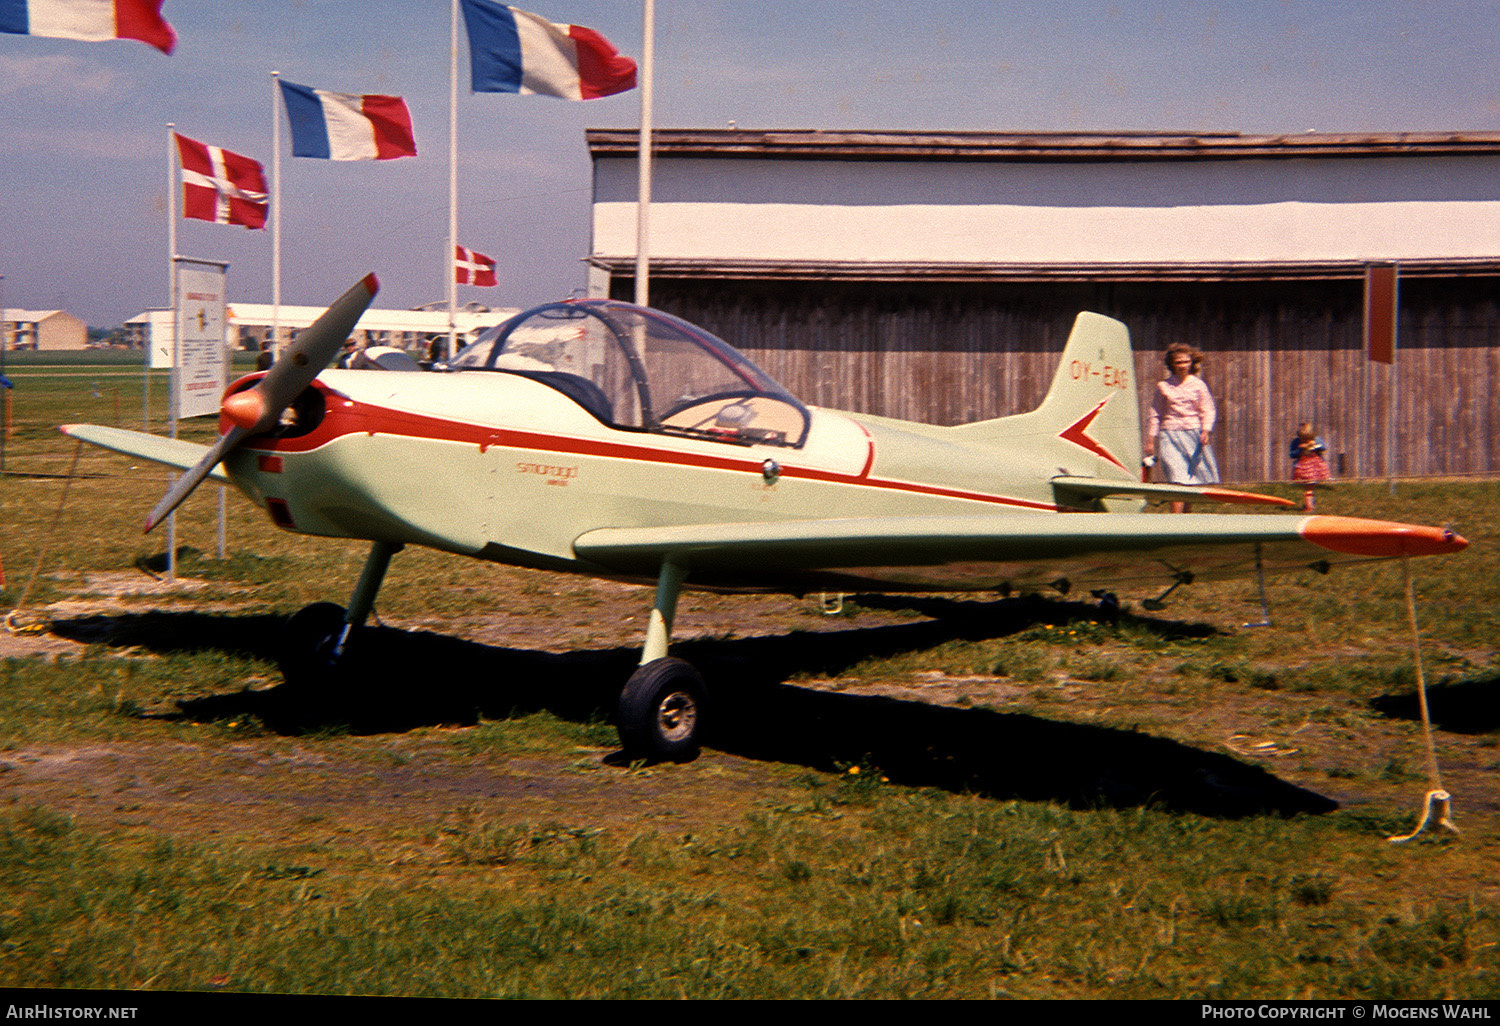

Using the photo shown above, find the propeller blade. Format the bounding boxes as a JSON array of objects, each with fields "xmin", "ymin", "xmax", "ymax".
[
  {"xmin": 143, "ymin": 273, "xmax": 379, "ymax": 533},
  {"xmin": 222, "ymin": 273, "xmax": 380, "ymax": 434},
  {"xmin": 143, "ymin": 425, "xmax": 247, "ymax": 533}
]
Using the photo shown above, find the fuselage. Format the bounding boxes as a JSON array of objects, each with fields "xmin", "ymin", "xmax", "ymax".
[{"xmin": 223, "ymin": 368, "xmax": 1117, "ymax": 581}]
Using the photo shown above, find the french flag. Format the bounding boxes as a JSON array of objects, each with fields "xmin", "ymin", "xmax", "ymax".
[
  {"xmin": 279, "ymin": 80, "xmax": 417, "ymax": 161},
  {"xmin": 459, "ymin": 1, "xmax": 636, "ymax": 100},
  {"xmin": 0, "ymin": 0, "xmax": 175, "ymax": 53}
]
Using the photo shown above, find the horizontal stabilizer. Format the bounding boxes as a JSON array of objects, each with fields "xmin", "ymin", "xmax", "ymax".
[
  {"xmin": 59, "ymin": 424, "xmax": 230, "ymax": 484},
  {"xmin": 1052, "ymin": 476, "xmax": 1296, "ymax": 509}
]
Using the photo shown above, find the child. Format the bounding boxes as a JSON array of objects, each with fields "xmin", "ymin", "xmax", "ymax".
[{"xmin": 1290, "ymin": 422, "xmax": 1331, "ymax": 510}]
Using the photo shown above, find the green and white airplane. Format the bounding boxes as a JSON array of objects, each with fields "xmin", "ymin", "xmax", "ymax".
[{"xmin": 63, "ymin": 275, "xmax": 1467, "ymax": 761}]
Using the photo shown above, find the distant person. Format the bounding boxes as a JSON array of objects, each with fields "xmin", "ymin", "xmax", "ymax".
[
  {"xmin": 1145, "ymin": 342, "xmax": 1218, "ymax": 513},
  {"xmin": 255, "ymin": 346, "xmax": 273, "ymax": 371},
  {"xmin": 1290, "ymin": 421, "xmax": 1332, "ymax": 511}
]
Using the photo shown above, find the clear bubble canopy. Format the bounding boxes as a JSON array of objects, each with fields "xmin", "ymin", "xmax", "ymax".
[{"xmin": 451, "ymin": 300, "xmax": 810, "ymax": 447}]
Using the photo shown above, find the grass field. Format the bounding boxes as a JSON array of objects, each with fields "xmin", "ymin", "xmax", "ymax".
[{"xmin": 0, "ymin": 361, "xmax": 1495, "ymax": 999}]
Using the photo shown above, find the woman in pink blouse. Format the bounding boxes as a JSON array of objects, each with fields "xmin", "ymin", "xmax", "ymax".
[{"xmin": 1145, "ymin": 343, "xmax": 1218, "ymax": 513}]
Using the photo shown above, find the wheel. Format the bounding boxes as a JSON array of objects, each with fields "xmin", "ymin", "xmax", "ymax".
[
  {"xmin": 616, "ymin": 658, "xmax": 706, "ymax": 763},
  {"xmin": 276, "ymin": 602, "xmax": 347, "ymax": 687}
]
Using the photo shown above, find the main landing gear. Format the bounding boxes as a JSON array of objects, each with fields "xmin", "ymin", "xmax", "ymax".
[
  {"xmin": 615, "ymin": 558, "xmax": 708, "ymax": 763},
  {"xmin": 618, "ymin": 657, "xmax": 706, "ymax": 762},
  {"xmin": 276, "ymin": 540, "xmax": 403, "ymax": 688},
  {"xmin": 275, "ymin": 542, "xmax": 707, "ymax": 763}
]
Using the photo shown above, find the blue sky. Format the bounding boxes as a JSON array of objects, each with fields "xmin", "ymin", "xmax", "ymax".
[{"xmin": 5, "ymin": 1, "xmax": 1500, "ymax": 326}]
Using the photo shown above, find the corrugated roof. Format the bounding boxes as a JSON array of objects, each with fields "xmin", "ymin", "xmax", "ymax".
[
  {"xmin": 587, "ymin": 128, "xmax": 1500, "ymax": 162},
  {"xmin": 585, "ymin": 255, "xmax": 1500, "ymax": 283}
]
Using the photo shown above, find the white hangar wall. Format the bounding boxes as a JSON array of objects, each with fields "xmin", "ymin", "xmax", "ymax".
[{"xmin": 591, "ymin": 137, "xmax": 1500, "ymax": 271}]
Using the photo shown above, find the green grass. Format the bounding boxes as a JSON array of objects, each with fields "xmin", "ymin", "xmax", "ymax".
[
  {"xmin": 0, "ymin": 791, "xmax": 1492, "ymax": 998},
  {"xmin": 1, "ymin": 349, "xmax": 262, "ymax": 368},
  {"xmin": 0, "ymin": 648, "xmax": 274, "ymax": 748},
  {"xmin": 3, "ymin": 349, "xmax": 147, "ymax": 367}
]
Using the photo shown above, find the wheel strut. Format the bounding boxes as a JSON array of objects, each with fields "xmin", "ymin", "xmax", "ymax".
[
  {"xmin": 640, "ymin": 558, "xmax": 686, "ymax": 665},
  {"xmin": 332, "ymin": 540, "xmax": 403, "ymax": 661}
]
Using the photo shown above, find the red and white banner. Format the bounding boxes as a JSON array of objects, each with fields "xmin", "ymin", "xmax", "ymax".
[
  {"xmin": 175, "ymin": 133, "xmax": 267, "ymax": 229},
  {"xmin": 455, "ymin": 245, "xmax": 497, "ymax": 286}
]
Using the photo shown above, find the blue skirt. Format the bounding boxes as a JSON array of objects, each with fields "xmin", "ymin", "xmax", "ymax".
[{"xmin": 1157, "ymin": 429, "xmax": 1220, "ymax": 484}]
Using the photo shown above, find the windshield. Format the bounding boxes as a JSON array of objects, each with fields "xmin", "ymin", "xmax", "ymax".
[{"xmin": 451, "ymin": 300, "xmax": 809, "ymax": 447}]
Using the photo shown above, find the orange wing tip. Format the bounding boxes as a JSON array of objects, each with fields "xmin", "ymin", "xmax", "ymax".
[
  {"xmin": 1198, "ymin": 487, "xmax": 1297, "ymax": 508},
  {"xmin": 1301, "ymin": 516, "xmax": 1469, "ymax": 557}
]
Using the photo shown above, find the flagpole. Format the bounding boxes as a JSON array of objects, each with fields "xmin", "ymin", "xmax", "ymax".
[
  {"xmin": 165, "ymin": 123, "xmax": 179, "ymax": 583},
  {"xmin": 446, "ymin": 0, "xmax": 459, "ymax": 361},
  {"xmin": 634, "ymin": 0, "xmax": 655, "ymax": 307},
  {"xmin": 271, "ymin": 71, "xmax": 282, "ymax": 358},
  {"xmin": 153, "ymin": 125, "xmax": 174, "ymax": 433}
]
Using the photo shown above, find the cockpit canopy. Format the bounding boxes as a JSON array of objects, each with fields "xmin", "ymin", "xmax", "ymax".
[{"xmin": 450, "ymin": 300, "xmax": 810, "ymax": 448}]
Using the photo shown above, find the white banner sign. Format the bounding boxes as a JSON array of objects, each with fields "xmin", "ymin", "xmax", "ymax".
[{"xmin": 174, "ymin": 259, "xmax": 228, "ymax": 420}]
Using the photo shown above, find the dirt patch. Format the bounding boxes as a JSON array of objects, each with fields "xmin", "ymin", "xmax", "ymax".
[
  {"xmin": 0, "ymin": 626, "xmax": 86, "ymax": 661},
  {"xmin": 0, "ymin": 737, "xmax": 785, "ymax": 848},
  {"xmin": 1, "ymin": 571, "xmax": 222, "ymax": 660}
]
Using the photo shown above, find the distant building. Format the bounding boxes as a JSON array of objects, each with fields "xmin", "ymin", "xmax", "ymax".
[
  {"xmin": 2, "ymin": 308, "xmax": 88, "ymax": 351},
  {"xmin": 223, "ymin": 302, "xmax": 518, "ymax": 354},
  {"xmin": 587, "ymin": 129, "xmax": 1500, "ymax": 480},
  {"xmin": 126, "ymin": 304, "xmax": 520, "ymax": 369}
]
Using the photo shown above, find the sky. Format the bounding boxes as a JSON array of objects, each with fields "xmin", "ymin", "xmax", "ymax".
[{"xmin": 5, "ymin": 0, "xmax": 1500, "ymax": 327}]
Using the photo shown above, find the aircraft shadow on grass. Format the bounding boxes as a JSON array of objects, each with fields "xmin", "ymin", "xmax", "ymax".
[
  {"xmin": 51, "ymin": 597, "xmax": 1340, "ymax": 819},
  {"xmin": 1368, "ymin": 672, "xmax": 1500, "ymax": 735}
]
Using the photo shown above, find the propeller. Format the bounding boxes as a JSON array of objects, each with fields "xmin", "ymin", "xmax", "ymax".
[{"xmin": 144, "ymin": 273, "xmax": 379, "ymax": 533}]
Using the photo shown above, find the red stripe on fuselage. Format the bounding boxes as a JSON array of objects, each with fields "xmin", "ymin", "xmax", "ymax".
[{"xmin": 249, "ymin": 384, "xmax": 1057, "ymax": 512}]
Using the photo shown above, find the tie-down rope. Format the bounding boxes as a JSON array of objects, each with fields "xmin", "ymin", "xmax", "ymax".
[
  {"xmin": 1386, "ymin": 554, "xmax": 1460, "ymax": 843},
  {"xmin": 4, "ymin": 440, "xmax": 83, "ymax": 635}
]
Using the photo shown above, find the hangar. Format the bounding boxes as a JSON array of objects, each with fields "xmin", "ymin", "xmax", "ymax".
[{"xmin": 586, "ymin": 129, "xmax": 1500, "ymax": 483}]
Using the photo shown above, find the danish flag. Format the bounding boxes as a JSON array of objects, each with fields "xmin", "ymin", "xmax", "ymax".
[
  {"xmin": 175, "ymin": 134, "xmax": 267, "ymax": 229},
  {"xmin": 455, "ymin": 245, "xmax": 497, "ymax": 286}
]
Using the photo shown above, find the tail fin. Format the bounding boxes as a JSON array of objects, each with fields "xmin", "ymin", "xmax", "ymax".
[{"xmin": 953, "ymin": 312, "xmax": 1141, "ymax": 479}]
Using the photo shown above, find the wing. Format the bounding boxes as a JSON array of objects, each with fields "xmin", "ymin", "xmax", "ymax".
[
  {"xmin": 1051, "ymin": 475, "xmax": 1296, "ymax": 509},
  {"xmin": 59, "ymin": 424, "xmax": 231, "ymax": 484},
  {"xmin": 574, "ymin": 513, "xmax": 1466, "ymax": 594}
]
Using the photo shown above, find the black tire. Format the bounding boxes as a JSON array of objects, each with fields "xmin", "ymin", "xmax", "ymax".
[
  {"xmin": 276, "ymin": 602, "xmax": 347, "ymax": 687},
  {"xmin": 616, "ymin": 658, "xmax": 706, "ymax": 763}
]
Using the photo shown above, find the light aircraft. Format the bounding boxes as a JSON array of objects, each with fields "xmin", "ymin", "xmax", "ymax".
[{"xmin": 63, "ymin": 275, "xmax": 1467, "ymax": 761}]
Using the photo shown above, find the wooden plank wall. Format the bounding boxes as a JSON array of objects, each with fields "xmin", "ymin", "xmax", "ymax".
[{"xmin": 629, "ymin": 277, "xmax": 1500, "ymax": 483}]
